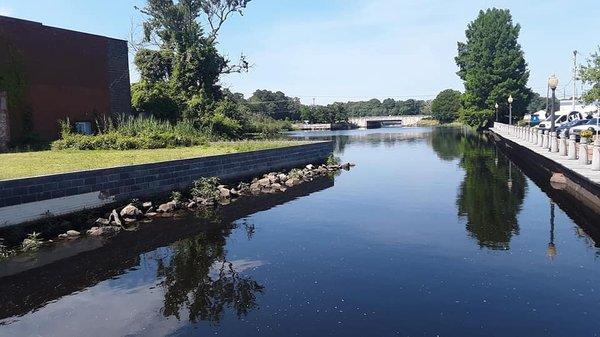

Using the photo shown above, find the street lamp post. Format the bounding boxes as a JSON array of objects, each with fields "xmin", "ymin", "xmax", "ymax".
[
  {"xmin": 548, "ymin": 74, "xmax": 559, "ymax": 133},
  {"xmin": 495, "ymin": 103, "xmax": 499, "ymax": 122},
  {"xmin": 508, "ymin": 95, "xmax": 514, "ymax": 125}
]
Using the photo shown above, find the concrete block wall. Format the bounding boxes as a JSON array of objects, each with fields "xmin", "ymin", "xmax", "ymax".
[{"xmin": 0, "ymin": 141, "xmax": 333, "ymax": 226}]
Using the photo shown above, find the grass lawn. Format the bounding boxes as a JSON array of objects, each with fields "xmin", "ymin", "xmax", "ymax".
[{"xmin": 0, "ymin": 140, "xmax": 309, "ymax": 180}]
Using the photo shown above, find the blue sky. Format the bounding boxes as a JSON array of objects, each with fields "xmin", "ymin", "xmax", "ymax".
[{"xmin": 1, "ymin": 0, "xmax": 599, "ymax": 104}]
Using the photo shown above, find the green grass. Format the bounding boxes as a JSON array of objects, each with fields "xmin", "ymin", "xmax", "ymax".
[{"xmin": 0, "ymin": 141, "xmax": 309, "ymax": 180}]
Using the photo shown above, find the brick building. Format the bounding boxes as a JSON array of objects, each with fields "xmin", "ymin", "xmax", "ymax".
[{"xmin": 0, "ymin": 15, "xmax": 130, "ymax": 148}]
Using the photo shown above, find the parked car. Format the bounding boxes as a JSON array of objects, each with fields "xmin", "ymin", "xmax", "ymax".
[
  {"xmin": 569, "ymin": 118, "xmax": 600, "ymax": 138},
  {"xmin": 555, "ymin": 118, "xmax": 592, "ymax": 137},
  {"xmin": 537, "ymin": 111, "xmax": 584, "ymax": 130}
]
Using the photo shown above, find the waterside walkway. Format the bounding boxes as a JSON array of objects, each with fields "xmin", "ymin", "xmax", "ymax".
[{"xmin": 491, "ymin": 123, "xmax": 600, "ymax": 185}]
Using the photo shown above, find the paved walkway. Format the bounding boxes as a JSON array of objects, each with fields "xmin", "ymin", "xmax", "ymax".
[{"xmin": 491, "ymin": 125, "xmax": 600, "ymax": 185}]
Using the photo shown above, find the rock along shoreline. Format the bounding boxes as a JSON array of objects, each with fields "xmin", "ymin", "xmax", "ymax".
[{"xmin": 0, "ymin": 160, "xmax": 355, "ymax": 258}]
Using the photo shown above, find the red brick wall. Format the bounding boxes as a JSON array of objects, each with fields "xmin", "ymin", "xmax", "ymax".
[{"xmin": 0, "ymin": 16, "xmax": 129, "ymax": 142}]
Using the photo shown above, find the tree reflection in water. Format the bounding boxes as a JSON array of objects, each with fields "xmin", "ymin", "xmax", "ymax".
[
  {"xmin": 156, "ymin": 222, "xmax": 264, "ymax": 323},
  {"xmin": 457, "ymin": 134, "xmax": 526, "ymax": 249},
  {"xmin": 430, "ymin": 128, "xmax": 527, "ymax": 250}
]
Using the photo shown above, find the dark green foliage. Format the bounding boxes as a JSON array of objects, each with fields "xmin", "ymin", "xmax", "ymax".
[
  {"xmin": 190, "ymin": 177, "xmax": 220, "ymax": 200},
  {"xmin": 299, "ymin": 103, "xmax": 349, "ymax": 124},
  {"xmin": 339, "ymin": 98, "xmax": 425, "ymax": 117},
  {"xmin": 245, "ymin": 114, "xmax": 292, "ymax": 138},
  {"xmin": 247, "ymin": 90, "xmax": 301, "ymax": 120},
  {"xmin": 456, "ymin": 8, "xmax": 532, "ymax": 124},
  {"xmin": 580, "ymin": 47, "xmax": 600, "ymax": 104},
  {"xmin": 431, "ymin": 89, "xmax": 462, "ymax": 123},
  {"xmin": 459, "ymin": 107, "xmax": 494, "ymax": 130},
  {"xmin": 527, "ymin": 92, "xmax": 560, "ymax": 114},
  {"xmin": 131, "ymin": 81, "xmax": 180, "ymax": 122}
]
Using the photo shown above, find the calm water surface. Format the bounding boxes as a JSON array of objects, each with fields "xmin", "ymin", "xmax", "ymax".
[{"xmin": 1, "ymin": 127, "xmax": 600, "ymax": 337}]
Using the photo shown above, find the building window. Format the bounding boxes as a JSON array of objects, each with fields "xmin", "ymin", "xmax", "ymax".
[{"xmin": 74, "ymin": 121, "xmax": 93, "ymax": 135}]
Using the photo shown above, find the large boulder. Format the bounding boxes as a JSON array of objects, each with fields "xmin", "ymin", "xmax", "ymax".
[
  {"xmin": 95, "ymin": 218, "xmax": 110, "ymax": 226},
  {"xmin": 120, "ymin": 204, "xmax": 143, "ymax": 219},
  {"xmin": 66, "ymin": 230, "xmax": 80, "ymax": 237},
  {"xmin": 109, "ymin": 209, "xmax": 123, "ymax": 227},
  {"xmin": 257, "ymin": 177, "xmax": 271, "ymax": 187},
  {"xmin": 158, "ymin": 201, "xmax": 177, "ymax": 213},
  {"xmin": 87, "ymin": 226, "xmax": 121, "ymax": 236},
  {"xmin": 218, "ymin": 186, "xmax": 231, "ymax": 198}
]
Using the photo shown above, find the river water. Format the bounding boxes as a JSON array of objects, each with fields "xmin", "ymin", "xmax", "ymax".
[{"xmin": 1, "ymin": 127, "xmax": 600, "ymax": 337}]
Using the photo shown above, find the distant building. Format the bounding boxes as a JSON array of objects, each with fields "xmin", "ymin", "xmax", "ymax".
[{"xmin": 0, "ymin": 15, "xmax": 130, "ymax": 147}]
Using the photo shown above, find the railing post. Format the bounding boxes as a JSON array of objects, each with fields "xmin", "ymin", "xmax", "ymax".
[
  {"xmin": 579, "ymin": 137, "xmax": 589, "ymax": 165},
  {"xmin": 538, "ymin": 130, "xmax": 544, "ymax": 147},
  {"xmin": 592, "ymin": 139, "xmax": 600, "ymax": 171},
  {"xmin": 550, "ymin": 132, "xmax": 559, "ymax": 152},
  {"xmin": 568, "ymin": 134, "xmax": 577, "ymax": 160},
  {"xmin": 558, "ymin": 132, "xmax": 567, "ymax": 156}
]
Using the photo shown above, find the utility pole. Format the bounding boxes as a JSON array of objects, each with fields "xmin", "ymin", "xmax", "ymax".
[{"xmin": 573, "ymin": 50, "xmax": 578, "ymax": 111}]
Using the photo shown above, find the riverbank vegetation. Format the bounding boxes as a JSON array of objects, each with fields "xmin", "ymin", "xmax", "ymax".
[{"xmin": 0, "ymin": 140, "xmax": 304, "ymax": 180}]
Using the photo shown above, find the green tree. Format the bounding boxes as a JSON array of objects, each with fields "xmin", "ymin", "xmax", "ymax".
[
  {"xmin": 247, "ymin": 89, "xmax": 301, "ymax": 120},
  {"xmin": 133, "ymin": 0, "xmax": 250, "ymax": 122},
  {"xmin": 455, "ymin": 8, "xmax": 532, "ymax": 124},
  {"xmin": 431, "ymin": 89, "xmax": 462, "ymax": 123},
  {"xmin": 527, "ymin": 92, "xmax": 560, "ymax": 115},
  {"xmin": 580, "ymin": 47, "xmax": 600, "ymax": 104}
]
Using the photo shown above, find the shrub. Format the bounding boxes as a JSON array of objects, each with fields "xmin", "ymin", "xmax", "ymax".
[
  {"xmin": 22, "ymin": 232, "xmax": 43, "ymax": 252},
  {"xmin": 459, "ymin": 107, "xmax": 493, "ymax": 130},
  {"xmin": 203, "ymin": 112, "xmax": 243, "ymax": 139},
  {"xmin": 171, "ymin": 190, "xmax": 183, "ymax": 202},
  {"xmin": 52, "ymin": 115, "xmax": 209, "ymax": 150},
  {"xmin": 246, "ymin": 113, "xmax": 292, "ymax": 138},
  {"xmin": 190, "ymin": 177, "xmax": 220, "ymax": 200}
]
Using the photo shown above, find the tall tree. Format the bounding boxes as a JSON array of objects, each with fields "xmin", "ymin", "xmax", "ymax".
[
  {"xmin": 431, "ymin": 89, "xmax": 462, "ymax": 123},
  {"xmin": 455, "ymin": 8, "xmax": 532, "ymax": 124},
  {"xmin": 580, "ymin": 47, "xmax": 600, "ymax": 104},
  {"xmin": 132, "ymin": 0, "xmax": 250, "ymax": 121}
]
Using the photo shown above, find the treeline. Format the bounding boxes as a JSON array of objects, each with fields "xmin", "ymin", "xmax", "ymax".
[{"xmin": 231, "ymin": 89, "xmax": 430, "ymax": 124}]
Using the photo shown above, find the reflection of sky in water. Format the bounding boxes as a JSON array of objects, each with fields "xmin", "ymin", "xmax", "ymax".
[{"xmin": 2, "ymin": 127, "xmax": 600, "ymax": 337}]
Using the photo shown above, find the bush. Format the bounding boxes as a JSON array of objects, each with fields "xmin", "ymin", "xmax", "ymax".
[
  {"xmin": 190, "ymin": 177, "xmax": 220, "ymax": 200},
  {"xmin": 459, "ymin": 107, "xmax": 493, "ymax": 130},
  {"xmin": 52, "ymin": 115, "xmax": 209, "ymax": 150},
  {"xmin": 431, "ymin": 89, "xmax": 462, "ymax": 123},
  {"xmin": 246, "ymin": 113, "xmax": 292, "ymax": 138},
  {"xmin": 203, "ymin": 112, "xmax": 243, "ymax": 139}
]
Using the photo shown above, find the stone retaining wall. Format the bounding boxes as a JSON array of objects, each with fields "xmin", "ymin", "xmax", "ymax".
[{"xmin": 0, "ymin": 141, "xmax": 333, "ymax": 226}]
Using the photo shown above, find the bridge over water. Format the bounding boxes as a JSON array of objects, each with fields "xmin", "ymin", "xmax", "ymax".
[{"xmin": 349, "ymin": 115, "xmax": 430, "ymax": 128}]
